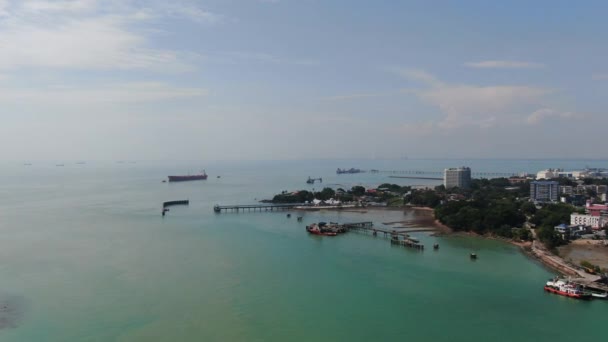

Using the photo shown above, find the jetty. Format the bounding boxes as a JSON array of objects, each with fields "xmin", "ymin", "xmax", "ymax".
[
  {"xmin": 214, "ymin": 203, "xmax": 306, "ymax": 213},
  {"xmin": 341, "ymin": 222, "xmax": 424, "ymax": 250},
  {"xmin": 389, "ymin": 176, "xmax": 443, "ymax": 181},
  {"xmin": 371, "ymin": 169, "xmax": 519, "ymax": 178},
  {"xmin": 163, "ymin": 200, "xmax": 189, "ymax": 208}
]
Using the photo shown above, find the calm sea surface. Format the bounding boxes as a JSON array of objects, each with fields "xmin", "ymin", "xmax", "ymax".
[{"xmin": 1, "ymin": 159, "xmax": 607, "ymax": 341}]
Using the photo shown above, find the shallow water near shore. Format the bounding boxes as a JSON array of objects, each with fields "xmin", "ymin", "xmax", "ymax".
[{"xmin": 1, "ymin": 159, "xmax": 607, "ymax": 341}]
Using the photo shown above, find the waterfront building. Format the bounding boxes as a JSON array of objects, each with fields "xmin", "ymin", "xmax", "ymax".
[
  {"xmin": 570, "ymin": 213, "xmax": 606, "ymax": 229},
  {"xmin": 536, "ymin": 168, "xmax": 588, "ymax": 180},
  {"xmin": 585, "ymin": 201, "xmax": 608, "ymax": 216},
  {"xmin": 555, "ymin": 223, "xmax": 593, "ymax": 239},
  {"xmin": 443, "ymin": 167, "xmax": 471, "ymax": 189},
  {"xmin": 530, "ymin": 181, "xmax": 559, "ymax": 202}
]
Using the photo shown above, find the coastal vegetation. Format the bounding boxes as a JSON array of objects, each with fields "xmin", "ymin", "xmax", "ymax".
[
  {"xmin": 272, "ymin": 179, "xmax": 587, "ymax": 251},
  {"xmin": 271, "ymin": 184, "xmax": 412, "ymax": 204},
  {"xmin": 406, "ymin": 179, "xmax": 530, "ymax": 238}
]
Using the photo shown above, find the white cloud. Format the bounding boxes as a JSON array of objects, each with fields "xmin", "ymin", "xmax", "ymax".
[
  {"xmin": 465, "ymin": 60, "xmax": 545, "ymax": 69},
  {"xmin": 0, "ymin": 0, "xmax": 10, "ymax": 16},
  {"xmin": 324, "ymin": 93, "xmax": 388, "ymax": 101},
  {"xmin": 0, "ymin": 0, "xmax": 222, "ymax": 71},
  {"xmin": 0, "ymin": 16, "xmax": 183, "ymax": 71},
  {"xmin": 526, "ymin": 108, "xmax": 579, "ymax": 125},
  {"xmin": 388, "ymin": 67, "xmax": 444, "ymax": 87},
  {"xmin": 393, "ymin": 68, "xmax": 555, "ymax": 129},
  {"xmin": 0, "ymin": 82, "xmax": 207, "ymax": 105},
  {"xmin": 592, "ymin": 73, "xmax": 608, "ymax": 80},
  {"xmin": 209, "ymin": 51, "xmax": 319, "ymax": 66},
  {"xmin": 22, "ymin": 0, "xmax": 97, "ymax": 13}
]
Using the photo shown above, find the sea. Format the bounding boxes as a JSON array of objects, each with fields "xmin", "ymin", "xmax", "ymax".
[{"xmin": 0, "ymin": 159, "xmax": 607, "ymax": 341}]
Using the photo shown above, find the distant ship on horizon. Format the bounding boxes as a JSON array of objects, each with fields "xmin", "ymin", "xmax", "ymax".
[
  {"xmin": 168, "ymin": 170, "xmax": 208, "ymax": 182},
  {"xmin": 336, "ymin": 168, "xmax": 363, "ymax": 174}
]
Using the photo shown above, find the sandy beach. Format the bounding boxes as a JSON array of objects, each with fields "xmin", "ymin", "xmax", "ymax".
[{"xmin": 558, "ymin": 240, "xmax": 608, "ymax": 270}]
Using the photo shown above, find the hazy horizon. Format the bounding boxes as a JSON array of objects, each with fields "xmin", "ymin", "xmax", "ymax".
[{"xmin": 1, "ymin": 0, "xmax": 607, "ymax": 161}]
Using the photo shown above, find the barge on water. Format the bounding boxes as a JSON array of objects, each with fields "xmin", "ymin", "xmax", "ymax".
[{"xmin": 168, "ymin": 171, "xmax": 207, "ymax": 182}]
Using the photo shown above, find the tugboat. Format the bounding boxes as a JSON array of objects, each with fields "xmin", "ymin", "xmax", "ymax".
[{"xmin": 544, "ymin": 278, "xmax": 592, "ymax": 300}]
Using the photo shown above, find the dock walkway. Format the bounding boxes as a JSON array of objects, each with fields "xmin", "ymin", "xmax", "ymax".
[
  {"xmin": 342, "ymin": 222, "xmax": 424, "ymax": 250},
  {"xmin": 214, "ymin": 203, "xmax": 307, "ymax": 213}
]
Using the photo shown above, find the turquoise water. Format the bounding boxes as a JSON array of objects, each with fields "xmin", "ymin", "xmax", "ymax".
[{"xmin": 1, "ymin": 159, "xmax": 607, "ymax": 341}]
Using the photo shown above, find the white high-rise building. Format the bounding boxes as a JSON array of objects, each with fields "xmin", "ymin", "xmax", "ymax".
[{"xmin": 444, "ymin": 167, "xmax": 471, "ymax": 189}]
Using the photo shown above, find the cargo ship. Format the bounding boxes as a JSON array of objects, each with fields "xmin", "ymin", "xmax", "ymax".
[
  {"xmin": 168, "ymin": 171, "xmax": 208, "ymax": 182},
  {"xmin": 336, "ymin": 168, "xmax": 363, "ymax": 174}
]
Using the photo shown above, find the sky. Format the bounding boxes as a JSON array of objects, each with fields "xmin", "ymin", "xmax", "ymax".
[{"xmin": 0, "ymin": 0, "xmax": 607, "ymax": 161}]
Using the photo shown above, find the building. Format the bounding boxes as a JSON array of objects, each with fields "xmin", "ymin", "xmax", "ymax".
[
  {"xmin": 443, "ymin": 167, "xmax": 471, "ymax": 189},
  {"xmin": 536, "ymin": 168, "xmax": 588, "ymax": 180},
  {"xmin": 555, "ymin": 223, "xmax": 593, "ymax": 240},
  {"xmin": 585, "ymin": 201, "xmax": 608, "ymax": 217},
  {"xmin": 530, "ymin": 181, "xmax": 559, "ymax": 202},
  {"xmin": 570, "ymin": 213, "xmax": 607, "ymax": 229}
]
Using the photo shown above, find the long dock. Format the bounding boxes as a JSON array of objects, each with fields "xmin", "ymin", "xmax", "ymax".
[
  {"xmin": 342, "ymin": 222, "xmax": 424, "ymax": 250},
  {"xmin": 372, "ymin": 170, "xmax": 519, "ymax": 178},
  {"xmin": 163, "ymin": 200, "xmax": 189, "ymax": 208},
  {"xmin": 389, "ymin": 176, "xmax": 443, "ymax": 180},
  {"xmin": 214, "ymin": 203, "xmax": 306, "ymax": 213}
]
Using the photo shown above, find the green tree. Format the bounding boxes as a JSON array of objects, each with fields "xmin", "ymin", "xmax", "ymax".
[
  {"xmin": 520, "ymin": 202, "xmax": 537, "ymax": 216},
  {"xmin": 351, "ymin": 186, "xmax": 366, "ymax": 196},
  {"xmin": 316, "ymin": 187, "xmax": 336, "ymax": 200}
]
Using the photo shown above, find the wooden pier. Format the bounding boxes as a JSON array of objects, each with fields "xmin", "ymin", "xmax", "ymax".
[
  {"xmin": 341, "ymin": 222, "xmax": 424, "ymax": 250},
  {"xmin": 371, "ymin": 169, "xmax": 519, "ymax": 178},
  {"xmin": 163, "ymin": 200, "xmax": 189, "ymax": 208},
  {"xmin": 389, "ymin": 175, "xmax": 443, "ymax": 180},
  {"xmin": 214, "ymin": 203, "xmax": 306, "ymax": 213}
]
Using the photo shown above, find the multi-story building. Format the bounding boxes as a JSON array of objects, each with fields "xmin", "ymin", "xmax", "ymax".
[
  {"xmin": 570, "ymin": 214, "xmax": 606, "ymax": 229},
  {"xmin": 530, "ymin": 181, "xmax": 559, "ymax": 202},
  {"xmin": 444, "ymin": 167, "xmax": 471, "ymax": 190}
]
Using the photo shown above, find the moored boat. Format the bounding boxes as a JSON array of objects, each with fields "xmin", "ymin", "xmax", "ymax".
[
  {"xmin": 306, "ymin": 223, "xmax": 338, "ymax": 236},
  {"xmin": 591, "ymin": 292, "xmax": 608, "ymax": 299},
  {"xmin": 544, "ymin": 278, "xmax": 592, "ymax": 300}
]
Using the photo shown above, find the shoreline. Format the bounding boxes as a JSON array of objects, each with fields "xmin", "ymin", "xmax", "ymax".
[
  {"xmin": 402, "ymin": 206, "xmax": 592, "ymax": 278},
  {"xmin": 290, "ymin": 204, "xmax": 601, "ymax": 279}
]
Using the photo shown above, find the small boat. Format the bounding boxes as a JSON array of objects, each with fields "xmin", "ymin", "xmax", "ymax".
[
  {"xmin": 544, "ymin": 278, "xmax": 592, "ymax": 300},
  {"xmin": 591, "ymin": 292, "xmax": 608, "ymax": 299},
  {"xmin": 433, "ymin": 244, "xmax": 439, "ymax": 250},
  {"xmin": 287, "ymin": 214, "xmax": 291, "ymax": 218},
  {"xmin": 470, "ymin": 252, "xmax": 477, "ymax": 259}
]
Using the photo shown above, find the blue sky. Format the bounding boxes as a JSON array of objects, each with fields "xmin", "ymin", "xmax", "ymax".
[{"xmin": 0, "ymin": 0, "xmax": 607, "ymax": 161}]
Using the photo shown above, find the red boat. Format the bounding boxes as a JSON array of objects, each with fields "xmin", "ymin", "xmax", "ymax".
[
  {"xmin": 544, "ymin": 278, "xmax": 592, "ymax": 300},
  {"xmin": 306, "ymin": 224, "xmax": 337, "ymax": 236},
  {"xmin": 168, "ymin": 171, "xmax": 208, "ymax": 182}
]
